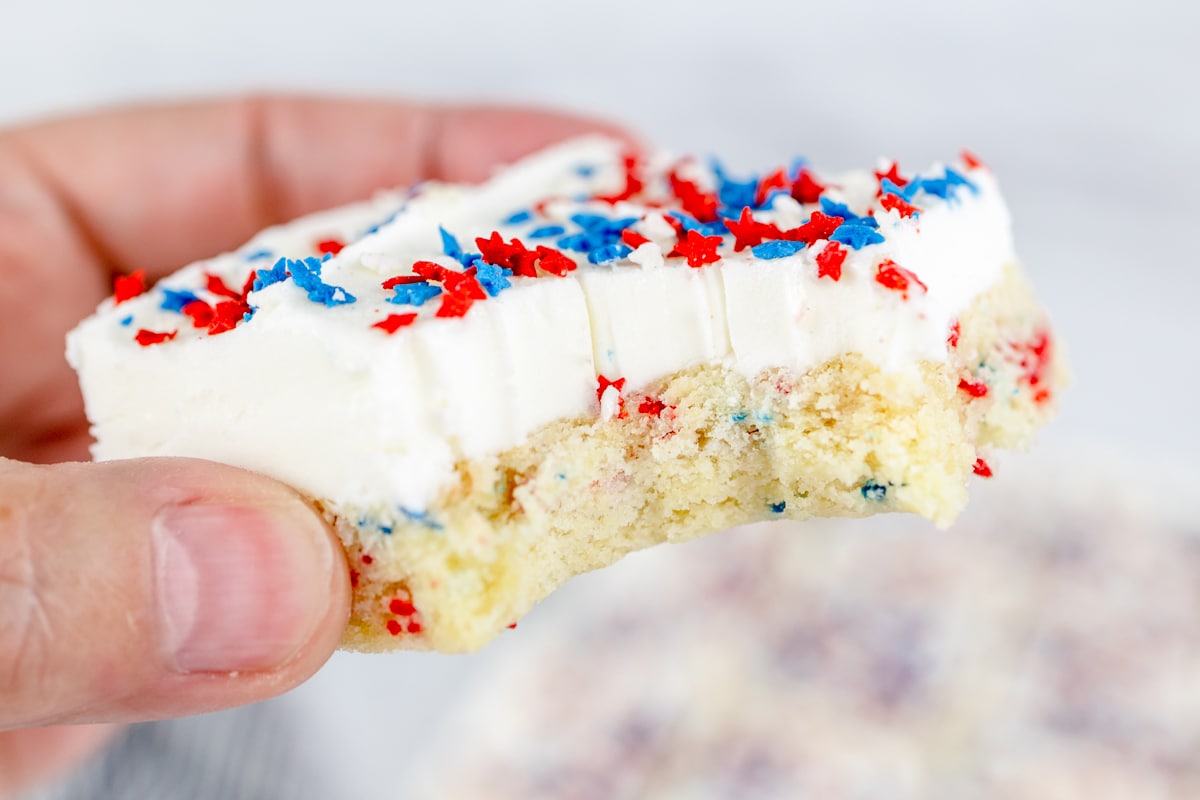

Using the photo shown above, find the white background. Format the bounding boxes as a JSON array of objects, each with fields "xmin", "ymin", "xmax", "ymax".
[{"xmin": 5, "ymin": 1, "xmax": 1197, "ymax": 794}]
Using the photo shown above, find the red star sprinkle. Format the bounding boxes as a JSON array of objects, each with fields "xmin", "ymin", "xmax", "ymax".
[
  {"xmin": 875, "ymin": 259, "xmax": 928, "ymax": 298},
  {"xmin": 316, "ymin": 238, "xmax": 344, "ymax": 256},
  {"xmin": 1027, "ymin": 333, "xmax": 1051, "ymax": 384},
  {"xmin": 791, "ymin": 169, "xmax": 826, "ymax": 204},
  {"xmin": 435, "ymin": 268, "xmax": 489, "ymax": 318},
  {"xmin": 874, "ymin": 162, "xmax": 909, "ymax": 193},
  {"xmin": 880, "ymin": 193, "xmax": 921, "ymax": 218},
  {"xmin": 386, "ymin": 619, "xmax": 402, "ymax": 636},
  {"xmin": 781, "ymin": 211, "xmax": 843, "ymax": 245},
  {"xmin": 673, "ymin": 229, "xmax": 723, "ymax": 268},
  {"xmin": 407, "ymin": 621, "xmax": 423, "ymax": 634},
  {"xmin": 815, "ymin": 242, "xmax": 847, "ymax": 281},
  {"xmin": 181, "ymin": 299, "xmax": 214, "ymax": 328},
  {"xmin": 1015, "ymin": 330, "xmax": 1054, "ymax": 404},
  {"xmin": 206, "ymin": 273, "xmax": 243, "ymax": 300},
  {"xmin": 436, "ymin": 292, "xmax": 475, "ymax": 318},
  {"xmin": 535, "ymin": 246, "xmax": 577, "ymax": 277},
  {"xmin": 958, "ymin": 377, "xmax": 989, "ymax": 398},
  {"xmin": 724, "ymin": 207, "xmax": 784, "ymax": 251},
  {"xmin": 477, "ymin": 231, "xmax": 539, "ymax": 277},
  {"xmin": 621, "ymin": 229, "xmax": 651, "ymax": 249},
  {"xmin": 972, "ymin": 458, "xmax": 993, "ymax": 477},
  {"xmin": 441, "ymin": 270, "xmax": 486, "ymax": 299},
  {"xmin": 382, "ymin": 274, "xmax": 428, "ymax": 289},
  {"xmin": 240, "ymin": 272, "xmax": 257, "ymax": 298},
  {"xmin": 476, "ymin": 231, "xmax": 518, "ymax": 266},
  {"xmin": 389, "ymin": 597, "xmax": 416, "ymax": 616},
  {"xmin": 350, "ymin": 570, "xmax": 359, "ymax": 588},
  {"xmin": 596, "ymin": 375, "xmax": 626, "ymax": 405},
  {"xmin": 134, "ymin": 328, "xmax": 176, "ymax": 346},
  {"xmin": 208, "ymin": 300, "xmax": 251, "ymax": 335},
  {"xmin": 948, "ymin": 320, "xmax": 961, "ymax": 349},
  {"xmin": 754, "ymin": 167, "xmax": 791, "ymax": 206},
  {"xmin": 361, "ymin": 554, "xmax": 374, "ymax": 565},
  {"xmin": 596, "ymin": 375, "xmax": 629, "ymax": 418},
  {"xmin": 668, "ymin": 170, "xmax": 719, "ymax": 222},
  {"xmin": 373, "ymin": 313, "xmax": 418, "ymax": 333},
  {"xmin": 961, "ymin": 150, "xmax": 986, "ymax": 170},
  {"xmin": 411, "ymin": 260, "xmax": 447, "ymax": 281},
  {"xmin": 533, "ymin": 196, "xmax": 563, "ymax": 216},
  {"xmin": 113, "ymin": 270, "xmax": 147, "ymax": 304},
  {"xmin": 595, "ymin": 154, "xmax": 645, "ymax": 204},
  {"xmin": 638, "ymin": 397, "xmax": 668, "ymax": 417},
  {"xmin": 515, "ymin": 250, "xmax": 543, "ymax": 278}
]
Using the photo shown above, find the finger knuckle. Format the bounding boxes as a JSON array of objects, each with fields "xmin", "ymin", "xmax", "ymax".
[{"xmin": 0, "ymin": 461, "xmax": 57, "ymax": 724}]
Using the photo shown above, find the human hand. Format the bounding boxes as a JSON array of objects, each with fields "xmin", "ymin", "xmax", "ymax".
[{"xmin": 0, "ymin": 96, "xmax": 623, "ymax": 795}]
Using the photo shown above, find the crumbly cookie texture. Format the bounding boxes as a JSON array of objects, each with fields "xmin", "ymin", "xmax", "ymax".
[
  {"xmin": 341, "ymin": 264, "xmax": 1061, "ymax": 652},
  {"xmin": 67, "ymin": 138, "xmax": 1063, "ymax": 652}
]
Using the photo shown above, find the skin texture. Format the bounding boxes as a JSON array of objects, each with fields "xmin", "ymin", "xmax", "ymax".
[{"xmin": 0, "ymin": 96, "xmax": 625, "ymax": 796}]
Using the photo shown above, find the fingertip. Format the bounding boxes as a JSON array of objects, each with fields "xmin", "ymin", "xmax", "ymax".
[
  {"xmin": 137, "ymin": 459, "xmax": 353, "ymax": 687},
  {"xmin": 3, "ymin": 96, "xmax": 642, "ymax": 276},
  {"xmin": 0, "ymin": 457, "xmax": 351, "ymax": 728},
  {"xmin": 95, "ymin": 458, "xmax": 353, "ymax": 720},
  {"xmin": 429, "ymin": 105, "xmax": 640, "ymax": 181},
  {"xmin": 151, "ymin": 497, "xmax": 348, "ymax": 677},
  {"xmin": 250, "ymin": 97, "xmax": 637, "ymax": 221}
]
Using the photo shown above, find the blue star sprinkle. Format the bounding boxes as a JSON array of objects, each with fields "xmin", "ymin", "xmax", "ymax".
[
  {"xmin": 830, "ymin": 223, "xmax": 885, "ymax": 249},
  {"xmin": 473, "ymin": 260, "xmax": 513, "ymax": 297},
  {"xmin": 355, "ymin": 517, "xmax": 394, "ymax": 536},
  {"xmin": 861, "ymin": 481, "xmax": 888, "ymax": 502},
  {"xmin": 913, "ymin": 177, "xmax": 952, "ymax": 199},
  {"xmin": 880, "ymin": 178, "xmax": 919, "ymax": 202},
  {"xmin": 943, "ymin": 167, "xmax": 979, "ymax": 195},
  {"xmin": 528, "ymin": 225, "xmax": 566, "ymax": 239},
  {"xmin": 159, "ymin": 288, "xmax": 201, "ymax": 313},
  {"xmin": 751, "ymin": 240, "xmax": 806, "ymax": 259},
  {"xmin": 440, "ymin": 226, "xmax": 464, "ymax": 262},
  {"xmin": 904, "ymin": 168, "xmax": 978, "ymax": 202},
  {"xmin": 587, "ymin": 244, "xmax": 633, "ymax": 264},
  {"xmin": 818, "ymin": 197, "xmax": 876, "ymax": 226},
  {"xmin": 286, "ymin": 257, "xmax": 356, "ymax": 306},
  {"xmin": 667, "ymin": 211, "xmax": 730, "ymax": 237},
  {"xmin": 557, "ymin": 213, "xmax": 638, "ymax": 255},
  {"xmin": 362, "ymin": 209, "xmax": 400, "ymax": 237},
  {"xmin": 710, "ymin": 159, "xmax": 759, "ymax": 212},
  {"xmin": 253, "ymin": 258, "xmax": 291, "ymax": 291},
  {"xmin": 400, "ymin": 507, "xmax": 444, "ymax": 531},
  {"xmin": 388, "ymin": 281, "xmax": 442, "ymax": 307}
]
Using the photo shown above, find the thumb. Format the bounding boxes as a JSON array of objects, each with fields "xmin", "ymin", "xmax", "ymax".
[{"xmin": 0, "ymin": 456, "xmax": 350, "ymax": 730}]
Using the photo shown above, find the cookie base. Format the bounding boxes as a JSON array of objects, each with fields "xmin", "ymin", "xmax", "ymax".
[{"xmin": 335, "ymin": 263, "xmax": 1062, "ymax": 652}]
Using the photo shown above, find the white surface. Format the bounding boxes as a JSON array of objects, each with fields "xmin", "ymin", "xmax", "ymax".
[{"xmin": 6, "ymin": 1, "xmax": 1197, "ymax": 796}]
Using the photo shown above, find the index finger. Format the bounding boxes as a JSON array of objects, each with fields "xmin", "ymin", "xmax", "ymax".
[{"xmin": 3, "ymin": 96, "xmax": 630, "ymax": 277}]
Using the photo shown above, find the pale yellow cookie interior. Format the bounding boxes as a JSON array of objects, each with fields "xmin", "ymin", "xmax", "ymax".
[{"xmin": 333, "ymin": 264, "xmax": 1063, "ymax": 653}]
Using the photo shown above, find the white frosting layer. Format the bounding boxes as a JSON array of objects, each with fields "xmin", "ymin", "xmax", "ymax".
[{"xmin": 68, "ymin": 137, "xmax": 1015, "ymax": 514}]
